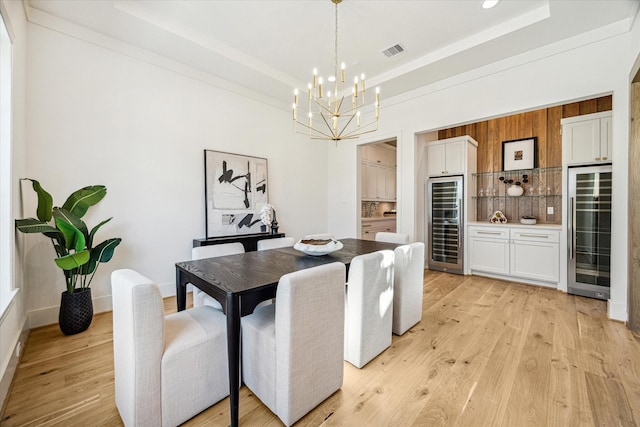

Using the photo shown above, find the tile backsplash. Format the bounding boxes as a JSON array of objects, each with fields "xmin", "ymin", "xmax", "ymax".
[{"xmin": 362, "ymin": 201, "xmax": 396, "ymax": 218}]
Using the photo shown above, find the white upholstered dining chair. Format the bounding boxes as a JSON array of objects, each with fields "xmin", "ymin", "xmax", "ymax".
[
  {"xmin": 242, "ymin": 262, "xmax": 346, "ymax": 426},
  {"xmin": 392, "ymin": 242, "xmax": 425, "ymax": 335},
  {"xmin": 375, "ymin": 231, "xmax": 410, "ymax": 244},
  {"xmin": 191, "ymin": 242, "xmax": 245, "ymax": 310},
  {"xmin": 111, "ymin": 269, "xmax": 229, "ymax": 427},
  {"xmin": 344, "ymin": 250, "xmax": 395, "ymax": 368},
  {"xmin": 257, "ymin": 236, "xmax": 296, "ymax": 251}
]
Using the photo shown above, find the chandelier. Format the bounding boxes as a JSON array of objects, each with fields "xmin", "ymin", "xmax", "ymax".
[{"xmin": 292, "ymin": 0, "xmax": 380, "ymax": 141}]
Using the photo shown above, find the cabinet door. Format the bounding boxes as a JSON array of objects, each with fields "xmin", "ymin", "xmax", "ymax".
[
  {"xmin": 375, "ymin": 165, "xmax": 386, "ymax": 199},
  {"xmin": 510, "ymin": 240, "xmax": 559, "ymax": 283},
  {"xmin": 427, "ymin": 143, "xmax": 446, "ymax": 176},
  {"xmin": 469, "ymin": 237, "xmax": 510, "ymax": 275},
  {"xmin": 361, "ymin": 223, "xmax": 375, "ymax": 240},
  {"xmin": 385, "ymin": 167, "xmax": 396, "ymax": 200},
  {"xmin": 363, "ymin": 163, "xmax": 377, "ymax": 199},
  {"xmin": 380, "ymin": 148, "xmax": 396, "ymax": 166},
  {"xmin": 600, "ymin": 116, "xmax": 612, "ymax": 162},
  {"xmin": 564, "ymin": 119, "xmax": 600, "ymax": 164},
  {"xmin": 444, "ymin": 141, "xmax": 466, "ymax": 175}
]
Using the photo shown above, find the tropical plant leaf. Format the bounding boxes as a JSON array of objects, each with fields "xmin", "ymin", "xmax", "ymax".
[
  {"xmin": 15, "ymin": 218, "xmax": 57, "ymax": 234},
  {"xmin": 94, "ymin": 238, "xmax": 121, "ymax": 263},
  {"xmin": 55, "ymin": 217, "xmax": 86, "ymax": 252},
  {"xmin": 88, "ymin": 217, "xmax": 112, "ymax": 248},
  {"xmin": 23, "ymin": 179, "xmax": 53, "ymax": 222},
  {"xmin": 62, "ymin": 186, "xmax": 107, "ymax": 218},
  {"xmin": 55, "ymin": 250, "xmax": 90, "ymax": 270},
  {"xmin": 84, "ymin": 238, "xmax": 122, "ymax": 275},
  {"xmin": 53, "ymin": 208, "xmax": 88, "ymax": 241}
]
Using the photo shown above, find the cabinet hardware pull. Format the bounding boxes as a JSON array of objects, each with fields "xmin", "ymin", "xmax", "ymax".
[
  {"xmin": 477, "ymin": 231, "xmax": 502, "ymax": 235},
  {"xmin": 595, "ymin": 157, "xmax": 601, "ymax": 161},
  {"xmin": 518, "ymin": 234, "xmax": 548, "ymax": 238},
  {"xmin": 569, "ymin": 197, "xmax": 574, "ymax": 259},
  {"xmin": 603, "ymin": 156, "xmax": 607, "ymax": 160}
]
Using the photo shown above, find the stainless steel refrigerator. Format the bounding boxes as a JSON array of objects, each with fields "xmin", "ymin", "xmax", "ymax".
[
  {"xmin": 567, "ymin": 165, "xmax": 612, "ymax": 300},
  {"xmin": 427, "ymin": 176, "xmax": 464, "ymax": 274}
]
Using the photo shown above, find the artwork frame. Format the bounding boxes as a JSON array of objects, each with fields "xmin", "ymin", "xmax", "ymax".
[
  {"xmin": 204, "ymin": 150, "xmax": 269, "ymax": 238},
  {"xmin": 502, "ymin": 137, "xmax": 537, "ymax": 171}
]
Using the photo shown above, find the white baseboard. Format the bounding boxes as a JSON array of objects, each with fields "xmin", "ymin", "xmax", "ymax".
[
  {"xmin": 27, "ymin": 282, "xmax": 179, "ymax": 328},
  {"xmin": 0, "ymin": 326, "xmax": 28, "ymax": 411},
  {"xmin": 608, "ymin": 300, "xmax": 627, "ymax": 322}
]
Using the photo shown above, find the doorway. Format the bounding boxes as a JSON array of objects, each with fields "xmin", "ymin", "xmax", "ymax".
[{"xmin": 358, "ymin": 139, "xmax": 397, "ymax": 240}]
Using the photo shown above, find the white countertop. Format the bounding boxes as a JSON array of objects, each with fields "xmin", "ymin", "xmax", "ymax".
[{"xmin": 468, "ymin": 221, "xmax": 561, "ymax": 230}]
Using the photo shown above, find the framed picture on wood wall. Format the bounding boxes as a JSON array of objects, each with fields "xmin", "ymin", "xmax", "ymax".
[{"xmin": 502, "ymin": 137, "xmax": 537, "ymax": 171}]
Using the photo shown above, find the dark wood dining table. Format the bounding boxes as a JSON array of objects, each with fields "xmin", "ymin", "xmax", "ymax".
[{"xmin": 175, "ymin": 238, "xmax": 399, "ymax": 427}]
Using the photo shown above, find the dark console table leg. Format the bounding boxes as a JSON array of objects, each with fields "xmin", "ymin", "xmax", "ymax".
[{"xmin": 226, "ymin": 293, "xmax": 241, "ymax": 427}]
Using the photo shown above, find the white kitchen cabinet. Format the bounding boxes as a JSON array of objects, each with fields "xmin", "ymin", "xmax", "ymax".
[
  {"xmin": 361, "ymin": 143, "xmax": 397, "ymax": 201},
  {"xmin": 361, "ymin": 219, "xmax": 396, "ymax": 241},
  {"xmin": 362, "ymin": 143, "xmax": 396, "ymax": 167},
  {"xmin": 426, "ymin": 138, "xmax": 467, "ymax": 177},
  {"xmin": 468, "ymin": 227, "xmax": 510, "ymax": 276},
  {"xmin": 510, "ymin": 229, "xmax": 560, "ymax": 283},
  {"xmin": 361, "ymin": 162, "xmax": 396, "ymax": 201},
  {"xmin": 385, "ymin": 167, "xmax": 396, "ymax": 200},
  {"xmin": 468, "ymin": 224, "xmax": 560, "ymax": 286},
  {"xmin": 562, "ymin": 111, "xmax": 612, "ymax": 165}
]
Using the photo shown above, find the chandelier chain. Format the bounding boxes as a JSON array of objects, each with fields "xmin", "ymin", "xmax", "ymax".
[{"xmin": 334, "ymin": 0, "xmax": 339, "ymax": 82}]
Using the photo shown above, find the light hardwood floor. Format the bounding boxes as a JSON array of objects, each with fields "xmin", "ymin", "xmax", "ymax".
[{"xmin": 2, "ymin": 271, "xmax": 640, "ymax": 426}]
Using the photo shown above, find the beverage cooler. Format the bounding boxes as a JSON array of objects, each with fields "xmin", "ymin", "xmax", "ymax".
[
  {"xmin": 427, "ymin": 176, "xmax": 464, "ymax": 274},
  {"xmin": 567, "ymin": 165, "xmax": 612, "ymax": 300}
]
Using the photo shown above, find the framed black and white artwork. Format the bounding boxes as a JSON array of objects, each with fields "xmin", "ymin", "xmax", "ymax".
[
  {"xmin": 204, "ymin": 150, "xmax": 269, "ymax": 237},
  {"xmin": 502, "ymin": 137, "xmax": 537, "ymax": 171}
]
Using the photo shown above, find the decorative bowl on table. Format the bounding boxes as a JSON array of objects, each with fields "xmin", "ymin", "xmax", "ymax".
[{"xmin": 294, "ymin": 239, "xmax": 343, "ymax": 256}]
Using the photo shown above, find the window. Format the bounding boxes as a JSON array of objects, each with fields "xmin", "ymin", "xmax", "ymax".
[{"xmin": 0, "ymin": 9, "xmax": 15, "ymax": 317}]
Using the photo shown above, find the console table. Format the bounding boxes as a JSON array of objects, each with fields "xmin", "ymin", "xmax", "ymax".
[{"xmin": 193, "ymin": 232, "xmax": 286, "ymax": 252}]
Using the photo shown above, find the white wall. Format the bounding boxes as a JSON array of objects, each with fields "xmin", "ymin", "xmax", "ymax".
[
  {"xmin": 328, "ymin": 26, "xmax": 640, "ymax": 322},
  {"xmin": 23, "ymin": 21, "xmax": 329, "ymax": 327},
  {"xmin": 0, "ymin": 0, "xmax": 28, "ymax": 408}
]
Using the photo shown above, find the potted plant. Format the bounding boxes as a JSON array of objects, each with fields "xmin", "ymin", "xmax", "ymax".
[{"xmin": 15, "ymin": 179, "xmax": 121, "ymax": 335}]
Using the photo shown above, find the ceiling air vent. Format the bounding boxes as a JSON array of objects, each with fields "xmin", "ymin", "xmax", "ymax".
[{"xmin": 382, "ymin": 44, "xmax": 404, "ymax": 58}]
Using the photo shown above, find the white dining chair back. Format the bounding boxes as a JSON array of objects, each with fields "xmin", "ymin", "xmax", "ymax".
[
  {"xmin": 375, "ymin": 232, "xmax": 410, "ymax": 244},
  {"xmin": 242, "ymin": 262, "xmax": 346, "ymax": 426},
  {"xmin": 191, "ymin": 242, "xmax": 245, "ymax": 309},
  {"xmin": 392, "ymin": 242, "xmax": 425, "ymax": 335},
  {"xmin": 112, "ymin": 269, "xmax": 229, "ymax": 427},
  {"xmin": 344, "ymin": 250, "xmax": 394, "ymax": 368},
  {"xmin": 257, "ymin": 237, "xmax": 296, "ymax": 251}
]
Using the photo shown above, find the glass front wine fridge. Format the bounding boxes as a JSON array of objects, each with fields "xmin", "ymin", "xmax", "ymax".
[
  {"xmin": 427, "ymin": 176, "xmax": 464, "ymax": 274},
  {"xmin": 567, "ymin": 165, "xmax": 612, "ymax": 300}
]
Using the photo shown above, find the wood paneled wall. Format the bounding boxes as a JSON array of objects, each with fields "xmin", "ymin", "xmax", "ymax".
[{"xmin": 438, "ymin": 95, "xmax": 612, "ymax": 173}]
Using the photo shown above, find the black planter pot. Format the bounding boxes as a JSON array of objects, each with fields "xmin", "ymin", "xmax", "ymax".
[{"xmin": 59, "ymin": 288, "xmax": 93, "ymax": 335}]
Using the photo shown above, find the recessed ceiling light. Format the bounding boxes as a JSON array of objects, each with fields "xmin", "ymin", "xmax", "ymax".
[{"xmin": 482, "ymin": 0, "xmax": 500, "ymax": 9}]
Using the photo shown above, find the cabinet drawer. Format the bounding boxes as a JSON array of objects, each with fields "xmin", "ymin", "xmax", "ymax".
[
  {"xmin": 468, "ymin": 227, "xmax": 509, "ymax": 240},
  {"xmin": 510, "ymin": 229, "xmax": 559, "ymax": 243}
]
